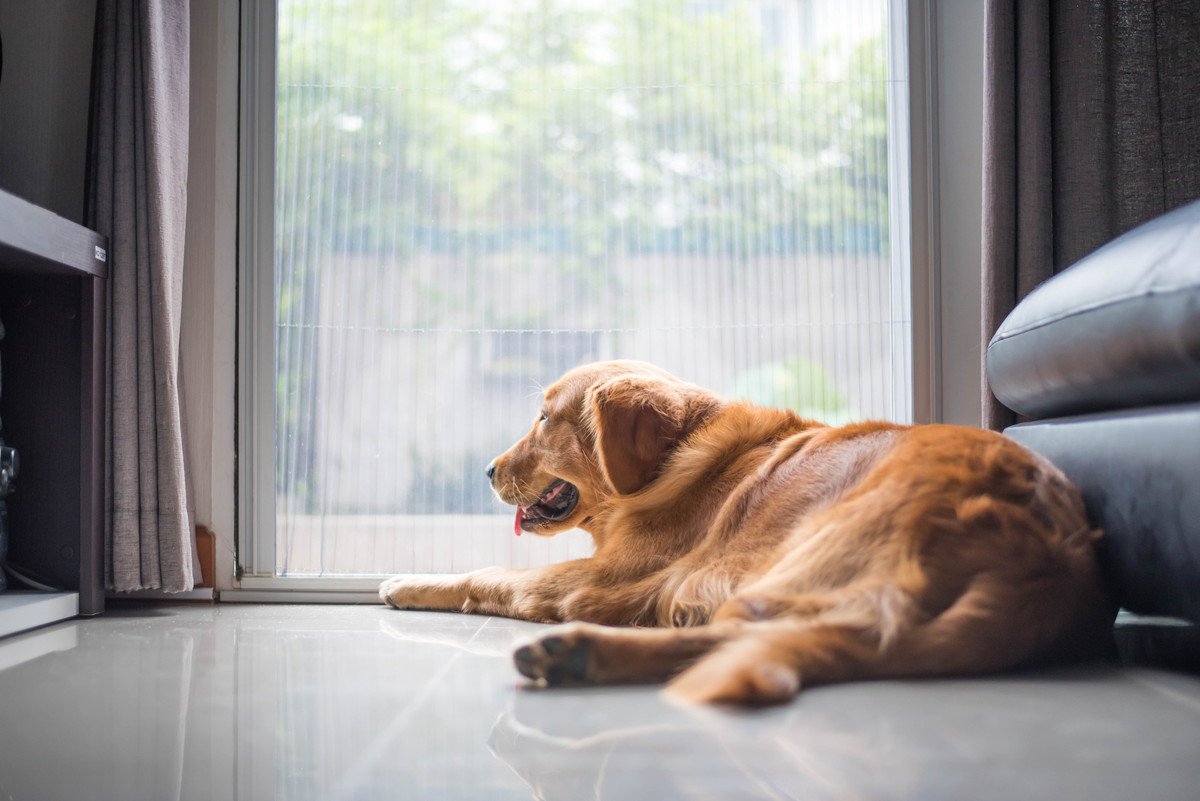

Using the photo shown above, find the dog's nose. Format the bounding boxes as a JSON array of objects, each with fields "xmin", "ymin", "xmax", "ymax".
[{"xmin": 485, "ymin": 461, "xmax": 497, "ymax": 480}]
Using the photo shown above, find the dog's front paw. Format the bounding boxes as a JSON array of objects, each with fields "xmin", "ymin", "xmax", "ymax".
[
  {"xmin": 379, "ymin": 574, "xmax": 437, "ymax": 609},
  {"xmin": 513, "ymin": 623, "xmax": 597, "ymax": 685}
]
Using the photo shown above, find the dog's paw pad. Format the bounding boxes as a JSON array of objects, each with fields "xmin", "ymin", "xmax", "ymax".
[
  {"xmin": 541, "ymin": 635, "xmax": 570, "ymax": 656},
  {"xmin": 513, "ymin": 627, "xmax": 592, "ymax": 685},
  {"xmin": 513, "ymin": 644, "xmax": 540, "ymax": 676}
]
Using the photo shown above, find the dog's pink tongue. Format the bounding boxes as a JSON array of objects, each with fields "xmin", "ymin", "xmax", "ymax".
[{"xmin": 514, "ymin": 507, "xmax": 525, "ymax": 536}]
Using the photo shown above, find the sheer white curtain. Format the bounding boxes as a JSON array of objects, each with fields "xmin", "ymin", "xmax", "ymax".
[{"xmin": 271, "ymin": 0, "xmax": 908, "ymax": 577}]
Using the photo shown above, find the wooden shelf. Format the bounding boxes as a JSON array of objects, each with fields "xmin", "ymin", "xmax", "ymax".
[
  {"xmin": 0, "ymin": 189, "xmax": 108, "ymax": 279},
  {"xmin": 1, "ymin": 187, "xmax": 107, "ymax": 624}
]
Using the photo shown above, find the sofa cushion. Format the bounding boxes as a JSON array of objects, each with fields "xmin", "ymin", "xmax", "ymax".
[
  {"xmin": 987, "ymin": 198, "xmax": 1200, "ymax": 419},
  {"xmin": 1006, "ymin": 403, "xmax": 1200, "ymax": 622}
]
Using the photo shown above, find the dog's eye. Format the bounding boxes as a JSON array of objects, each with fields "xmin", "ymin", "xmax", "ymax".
[{"xmin": 539, "ymin": 411, "xmax": 549, "ymax": 423}]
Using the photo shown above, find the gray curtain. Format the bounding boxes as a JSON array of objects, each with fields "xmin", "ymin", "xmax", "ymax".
[
  {"xmin": 86, "ymin": 0, "xmax": 193, "ymax": 591},
  {"xmin": 981, "ymin": 0, "xmax": 1200, "ymax": 430}
]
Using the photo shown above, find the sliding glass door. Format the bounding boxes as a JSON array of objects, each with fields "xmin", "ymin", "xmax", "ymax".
[{"xmin": 242, "ymin": 0, "xmax": 913, "ymax": 580}]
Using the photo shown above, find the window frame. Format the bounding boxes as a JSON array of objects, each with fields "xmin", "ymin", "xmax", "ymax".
[
  {"xmin": 230, "ymin": 0, "xmax": 941, "ymax": 599},
  {"xmin": 237, "ymin": 0, "xmax": 277, "ymax": 581}
]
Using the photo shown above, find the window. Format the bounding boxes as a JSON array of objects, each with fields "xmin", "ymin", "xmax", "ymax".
[{"xmin": 241, "ymin": 0, "xmax": 913, "ymax": 581}]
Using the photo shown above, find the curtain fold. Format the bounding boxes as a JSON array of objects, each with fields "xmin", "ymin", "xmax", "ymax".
[
  {"xmin": 86, "ymin": 0, "xmax": 193, "ymax": 591},
  {"xmin": 981, "ymin": 0, "xmax": 1200, "ymax": 430}
]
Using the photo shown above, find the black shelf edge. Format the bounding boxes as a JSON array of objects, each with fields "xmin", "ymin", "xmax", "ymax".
[{"xmin": 0, "ymin": 189, "xmax": 109, "ymax": 279}]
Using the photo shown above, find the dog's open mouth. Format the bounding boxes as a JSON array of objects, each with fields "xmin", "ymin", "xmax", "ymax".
[{"xmin": 514, "ymin": 480, "xmax": 580, "ymax": 535}]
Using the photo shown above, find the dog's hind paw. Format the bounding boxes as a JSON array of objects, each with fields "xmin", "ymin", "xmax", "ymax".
[
  {"xmin": 664, "ymin": 644, "xmax": 800, "ymax": 706},
  {"xmin": 513, "ymin": 623, "xmax": 595, "ymax": 686}
]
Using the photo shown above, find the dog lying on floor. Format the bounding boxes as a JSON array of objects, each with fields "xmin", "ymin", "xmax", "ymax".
[{"xmin": 380, "ymin": 360, "xmax": 1113, "ymax": 705}]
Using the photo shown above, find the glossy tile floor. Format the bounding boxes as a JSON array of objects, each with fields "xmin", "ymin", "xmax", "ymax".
[{"xmin": 0, "ymin": 605, "xmax": 1198, "ymax": 801}]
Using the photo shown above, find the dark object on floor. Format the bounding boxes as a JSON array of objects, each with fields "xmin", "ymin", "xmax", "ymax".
[{"xmin": 989, "ymin": 198, "xmax": 1200, "ymax": 622}]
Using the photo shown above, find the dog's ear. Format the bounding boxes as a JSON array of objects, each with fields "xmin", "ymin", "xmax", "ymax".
[{"xmin": 587, "ymin": 376, "xmax": 686, "ymax": 495}]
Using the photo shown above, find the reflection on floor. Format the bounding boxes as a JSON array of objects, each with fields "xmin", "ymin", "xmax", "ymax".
[{"xmin": 0, "ymin": 604, "xmax": 1198, "ymax": 801}]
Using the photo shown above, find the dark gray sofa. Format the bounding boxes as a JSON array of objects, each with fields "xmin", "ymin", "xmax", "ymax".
[{"xmin": 987, "ymin": 198, "xmax": 1200, "ymax": 622}]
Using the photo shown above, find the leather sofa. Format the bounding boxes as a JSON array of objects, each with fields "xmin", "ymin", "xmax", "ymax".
[{"xmin": 987, "ymin": 198, "xmax": 1200, "ymax": 622}]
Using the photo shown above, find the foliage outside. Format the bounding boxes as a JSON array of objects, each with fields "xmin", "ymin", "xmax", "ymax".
[{"xmin": 272, "ymin": 0, "xmax": 892, "ymax": 519}]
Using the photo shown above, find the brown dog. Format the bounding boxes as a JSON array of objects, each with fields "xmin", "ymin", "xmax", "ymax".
[{"xmin": 380, "ymin": 360, "xmax": 1112, "ymax": 705}]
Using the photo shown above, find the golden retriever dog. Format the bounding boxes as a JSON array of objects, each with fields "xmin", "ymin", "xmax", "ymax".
[{"xmin": 380, "ymin": 360, "xmax": 1112, "ymax": 705}]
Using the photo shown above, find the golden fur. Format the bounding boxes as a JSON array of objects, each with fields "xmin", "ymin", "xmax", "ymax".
[{"xmin": 380, "ymin": 361, "xmax": 1113, "ymax": 705}]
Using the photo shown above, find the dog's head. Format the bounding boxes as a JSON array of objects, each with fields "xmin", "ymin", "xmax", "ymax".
[{"xmin": 488, "ymin": 360, "xmax": 718, "ymax": 536}]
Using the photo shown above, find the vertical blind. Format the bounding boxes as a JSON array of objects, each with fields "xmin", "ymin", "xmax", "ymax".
[{"xmin": 273, "ymin": 0, "xmax": 910, "ymax": 576}]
